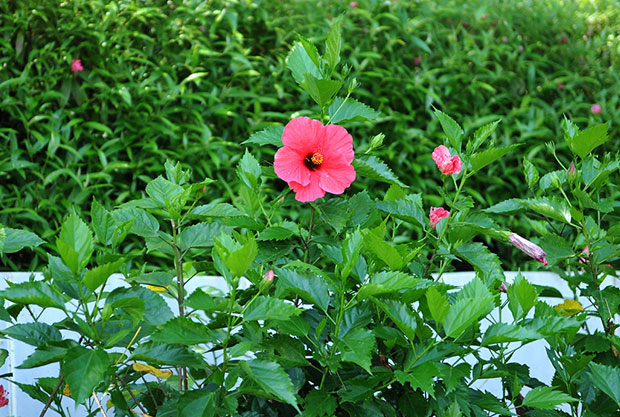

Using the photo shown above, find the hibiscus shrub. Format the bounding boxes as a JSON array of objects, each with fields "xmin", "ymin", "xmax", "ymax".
[{"xmin": 1, "ymin": 21, "xmax": 620, "ymax": 417}]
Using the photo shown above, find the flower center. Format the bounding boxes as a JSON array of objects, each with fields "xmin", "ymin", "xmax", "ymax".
[{"xmin": 304, "ymin": 152, "xmax": 324, "ymax": 171}]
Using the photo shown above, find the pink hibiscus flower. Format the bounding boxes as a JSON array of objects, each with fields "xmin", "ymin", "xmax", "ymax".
[
  {"xmin": 429, "ymin": 206, "xmax": 450, "ymax": 229},
  {"xmin": 590, "ymin": 103, "xmax": 602, "ymax": 115},
  {"xmin": 274, "ymin": 117, "xmax": 356, "ymax": 202},
  {"xmin": 71, "ymin": 59, "xmax": 83, "ymax": 72},
  {"xmin": 0, "ymin": 385, "xmax": 8, "ymax": 407},
  {"xmin": 432, "ymin": 145, "xmax": 462, "ymax": 175}
]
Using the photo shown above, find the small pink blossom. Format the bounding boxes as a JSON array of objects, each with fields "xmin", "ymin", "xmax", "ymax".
[
  {"xmin": 481, "ymin": 13, "xmax": 487, "ymax": 20},
  {"xmin": 498, "ymin": 282, "xmax": 508, "ymax": 293},
  {"xmin": 432, "ymin": 145, "xmax": 462, "ymax": 176},
  {"xmin": 349, "ymin": 1, "xmax": 358, "ymax": 7},
  {"xmin": 501, "ymin": 36, "xmax": 508, "ymax": 43},
  {"xmin": 71, "ymin": 59, "xmax": 83, "ymax": 73},
  {"xmin": 509, "ymin": 233, "xmax": 547, "ymax": 266},
  {"xmin": 560, "ymin": 35, "xmax": 568, "ymax": 44},
  {"xmin": 274, "ymin": 117, "xmax": 356, "ymax": 202},
  {"xmin": 579, "ymin": 246, "xmax": 589, "ymax": 264},
  {"xmin": 259, "ymin": 269, "xmax": 275, "ymax": 291},
  {"xmin": 557, "ymin": 83, "xmax": 564, "ymax": 90},
  {"xmin": 429, "ymin": 207, "xmax": 450, "ymax": 229},
  {"xmin": 590, "ymin": 104, "xmax": 602, "ymax": 115},
  {"xmin": 0, "ymin": 385, "xmax": 7, "ymax": 408},
  {"xmin": 414, "ymin": 56, "xmax": 422, "ymax": 66}
]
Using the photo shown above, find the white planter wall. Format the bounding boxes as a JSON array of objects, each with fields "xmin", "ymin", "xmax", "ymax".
[{"xmin": 0, "ymin": 271, "xmax": 617, "ymax": 417}]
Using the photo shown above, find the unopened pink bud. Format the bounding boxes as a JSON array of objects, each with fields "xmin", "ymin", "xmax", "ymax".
[
  {"xmin": 481, "ymin": 13, "xmax": 487, "ymax": 20},
  {"xmin": 429, "ymin": 207, "xmax": 450, "ymax": 229},
  {"xmin": 349, "ymin": 1, "xmax": 358, "ymax": 7},
  {"xmin": 509, "ymin": 233, "xmax": 547, "ymax": 266},
  {"xmin": 259, "ymin": 269, "xmax": 275, "ymax": 291},
  {"xmin": 557, "ymin": 83, "xmax": 564, "ymax": 90},
  {"xmin": 578, "ymin": 246, "xmax": 589, "ymax": 264},
  {"xmin": 591, "ymin": 104, "xmax": 602, "ymax": 115},
  {"xmin": 498, "ymin": 282, "xmax": 508, "ymax": 293}
]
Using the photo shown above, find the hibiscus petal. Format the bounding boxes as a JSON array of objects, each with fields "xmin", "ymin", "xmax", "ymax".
[
  {"xmin": 282, "ymin": 117, "xmax": 324, "ymax": 155},
  {"xmin": 322, "ymin": 124, "xmax": 354, "ymax": 164},
  {"xmin": 289, "ymin": 178, "xmax": 325, "ymax": 202},
  {"xmin": 274, "ymin": 147, "xmax": 311, "ymax": 186},
  {"xmin": 319, "ymin": 163, "xmax": 356, "ymax": 194},
  {"xmin": 432, "ymin": 145, "xmax": 451, "ymax": 166}
]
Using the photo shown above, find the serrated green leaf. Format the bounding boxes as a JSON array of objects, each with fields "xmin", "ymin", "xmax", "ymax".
[
  {"xmin": 523, "ymin": 158, "xmax": 539, "ymax": 189},
  {"xmin": 57, "ymin": 212, "xmax": 93, "ymax": 273},
  {"xmin": 226, "ymin": 237, "xmax": 258, "ymax": 278},
  {"xmin": 131, "ymin": 343, "xmax": 205, "ymax": 367},
  {"xmin": 91, "ymin": 198, "xmax": 116, "ymax": 246},
  {"xmin": 237, "ymin": 149, "xmax": 262, "ymax": 189},
  {"xmin": 145, "ymin": 176, "xmax": 185, "ymax": 207},
  {"xmin": 301, "ymin": 74, "xmax": 342, "ymax": 108},
  {"xmin": 190, "ymin": 203, "xmax": 246, "ymax": 218},
  {"xmin": 304, "ymin": 390, "xmax": 338, "ymax": 417},
  {"xmin": 328, "ymin": 97, "xmax": 380, "ymax": 124},
  {"xmin": 112, "ymin": 207, "xmax": 159, "ymax": 237},
  {"xmin": 319, "ymin": 199, "xmax": 350, "ymax": 233},
  {"xmin": 372, "ymin": 298, "xmax": 417, "ymax": 341},
  {"xmin": 434, "ymin": 109, "xmax": 464, "ymax": 150},
  {"xmin": 180, "ymin": 222, "xmax": 230, "ymax": 250},
  {"xmin": 178, "ymin": 390, "xmax": 215, "ymax": 417},
  {"xmin": 3, "ymin": 322, "xmax": 62, "ymax": 347},
  {"xmin": 481, "ymin": 323, "xmax": 542, "ymax": 346},
  {"xmin": 358, "ymin": 271, "xmax": 420, "ymax": 299},
  {"xmin": 569, "ymin": 123, "xmax": 608, "ymax": 159},
  {"xmin": 325, "ymin": 16, "xmax": 342, "ymax": 73},
  {"xmin": 455, "ymin": 243, "xmax": 504, "ymax": 286},
  {"xmin": 286, "ymin": 42, "xmax": 321, "ymax": 85},
  {"xmin": 275, "ymin": 267, "xmax": 331, "ymax": 311},
  {"xmin": 62, "ymin": 346, "xmax": 109, "ymax": 405},
  {"xmin": 426, "ymin": 286, "xmax": 450, "ymax": 325},
  {"xmin": 444, "ymin": 278, "xmax": 494, "ymax": 338},
  {"xmin": 394, "ymin": 362, "xmax": 438, "ymax": 397},
  {"xmin": 354, "ymin": 155, "xmax": 406, "ymax": 187},
  {"xmin": 1, "ymin": 228, "xmax": 44, "ymax": 254},
  {"xmin": 244, "ymin": 296, "xmax": 301, "ymax": 321},
  {"xmin": 588, "ymin": 362, "xmax": 620, "ymax": 407},
  {"xmin": 151, "ymin": 317, "xmax": 214, "ymax": 345},
  {"xmin": 470, "ymin": 144, "xmax": 520, "ymax": 173},
  {"xmin": 376, "ymin": 194, "xmax": 425, "ymax": 227},
  {"xmin": 468, "ymin": 119, "xmax": 500, "ymax": 153},
  {"xmin": 507, "ymin": 273, "xmax": 538, "ymax": 321},
  {"xmin": 362, "ymin": 232, "xmax": 403, "ymax": 270},
  {"xmin": 521, "ymin": 386, "xmax": 577, "ymax": 409},
  {"xmin": 242, "ymin": 125, "xmax": 284, "ymax": 146},
  {"xmin": 83, "ymin": 260, "xmax": 123, "ymax": 292},
  {"xmin": 0, "ymin": 281, "xmax": 65, "ymax": 309},
  {"xmin": 341, "ymin": 328, "xmax": 375, "ymax": 373},
  {"xmin": 258, "ymin": 223, "xmax": 296, "ymax": 241},
  {"xmin": 241, "ymin": 360, "xmax": 300, "ymax": 411}
]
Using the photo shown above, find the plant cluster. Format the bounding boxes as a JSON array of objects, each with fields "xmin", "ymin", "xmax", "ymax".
[{"xmin": 1, "ymin": 21, "xmax": 619, "ymax": 417}]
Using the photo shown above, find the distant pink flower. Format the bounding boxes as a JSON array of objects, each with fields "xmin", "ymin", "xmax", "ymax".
[
  {"xmin": 349, "ymin": 1, "xmax": 358, "ymax": 7},
  {"xmin": 518, "ymin": 45, "xmax": 524, "ymax": 52},
  {"xmin": 591, "ymin": 104, "xmax": 602, "ymax": 115},
  {"xmin": 481, "ymin": 13, "xmax": 487, "ymax": 20},
  {"xmin": 509, "ymin": 233, "xmax": 547, "ymax": 266},
  {"xmin": 71, "ymin": 59, "xmax": 83, "ymax": 72},
  {"xmin": 579, "ymin": 246, "xmax": 589, "ymax": 264},
  {"xmin": 498, "ymin": 282, "xmax": 508, "ymax": 293},
  {"xmin": 414, "ymin": 56, "xmax": 423, "ymax": 66},
  {"xmin": 501, "ymin": 36, "xmax": 508, "ymax": 43},
  {"xmin": 560, "ymin": 36, "xmax": 568, "ymax": 43},
  {"xmin": 260, "ymin": 269, "xmax": 275, "ymax": 291},
  {"xmin": 274, "ymin": 117, "xmax": 356, "ymax": 202},
  {"xmin": 557, "ymin": 83, "xmax": 564, "ymax": 90},
  {"xmin": 432, "ymin": 145, "xmax": 462, "ymax": 176},
  {"xmin": 429, "ymin": 207, "xmax": 450, "ymax": 229},
  {"xmin": 0, "ymin": 385, "xmax": 7, "ymax": 407}
]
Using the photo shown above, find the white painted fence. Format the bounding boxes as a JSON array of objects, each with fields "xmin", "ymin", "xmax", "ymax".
[{"xmin": 0, "ymin": 271, "xmax": 617, "ymax": 417}]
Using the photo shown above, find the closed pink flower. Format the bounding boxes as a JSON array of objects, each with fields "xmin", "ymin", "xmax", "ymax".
[
  {"xmin": 0, "ymin": 385, "xmax": 8, "ymax": 407},
  {"xmin": 71, "ymin": 59, "xmax": 83, "ymax": 72},
  {"xmin": 578, "ymin": 246, "xmax": 589, "ymax": 264},
  {"xmin": 509, "ymin": 233, "xmax": 547, "ymax": 266},
  {"xmin": 349, "ymin": 1, "xmax": 358, "ymax": 7},
  {"xmin": 591, "ymin": 104, "xmax": 602, "ymax": 115},
  {"xmin": 429, "ymin": 207, "xmax": 450, "ymax": 229},
  {"xmin": 432, "ymin": 145, "xmax": 462, "ymax": 176},
  {"xmin": 498, "ymin": 282, "xmax": 508, "ymax": 293},
  {"xmin": 274, "ymin": 117, "xmax": 356, "ymax": 202}
]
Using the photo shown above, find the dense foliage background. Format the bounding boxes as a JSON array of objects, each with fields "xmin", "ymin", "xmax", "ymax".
[{"xmin": 1, "ymin": 0, "xmax": 619, "ymax": 271}]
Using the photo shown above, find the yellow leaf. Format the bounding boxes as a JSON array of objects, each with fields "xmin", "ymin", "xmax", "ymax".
[
  {"xmin": 554, "ymin": 299, "xmax": 584, "ymax": 317},
  {"xmin": 146, "ymin": 285, "xmax": 167, "ymax": 292},
  {"xmin": 132, "ymin": 362, "xmax": 173, "ymax": 379},
  {"xmin": 62, "ymin": 384, "xmax": 72, "ymax": 396}
]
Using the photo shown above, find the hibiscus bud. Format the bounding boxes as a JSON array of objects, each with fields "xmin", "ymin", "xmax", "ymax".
[
  {"xmin": 349, "ymin": 1, "xmax": 358, "ymax": 7},
  {"xmin": 481, "ymin": 13, "xmax": 487, "ymax": 20},
  {"xmin": 429, "ymin": 207, "xmax": 450, "ymax": 229},
  {"xmin": 591, "ymin": 103, "xmax": 602, "ymax": 115},
  {"xmin": 414, "ymin": 55, "xmax": 422, "ymax": 66},
  {"xmin": 509, "ymin": 233, "xmax": 547, "ymax": 266},
  {"xmin": 259, "ymin": 270, "xmax": 275, "ymax": 292},
  {"xmin": 560, "ymin": 35, "xmax": 568, "ymax": 43},
  {"xmin": 367, "ymin": 133, "xmax": 384, "ymax": 153},
  {"xmin": 498, "ymin": 282, "xmax": 508, "ymax": 293},
  {"xmin": 557, "ymin": 83, "xmax": 564, "ymax": 90},
  {"xmin": 567, "ymin": 161, "xmax": 576, "ymax": 184},
  {"xmin": 578, "ymin": 246, "xmax": 589, "ymax": 264}
]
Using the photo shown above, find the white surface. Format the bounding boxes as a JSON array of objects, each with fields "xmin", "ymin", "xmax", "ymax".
[{"xmin": 0, "ymin": 271, "xmax": 617, "ymax": 416}]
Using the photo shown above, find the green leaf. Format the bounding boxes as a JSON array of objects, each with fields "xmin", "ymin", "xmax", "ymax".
[
  {"xmin": 304, "ymin": 390, "xmax": 338, "ymax": 417},
  {"xmin": 286, "ymin": 42, "xmax": 321, "ymax": 85},
  {"xmin": 151, "ymin": 317, "xmax": 214, "ymax": 345},
  {"xmin": 410, "ymin": 35, "xmax": 431, "ymax": 53},
  {"xmin": 569, "ymin": 123, "xmax": 608, "ymax": 159},
  {"xmin": 240, "ymin": 360, "xmax": 300, "ymax": 411},
  {"xmin": 3, "ymin": 323, "xmax": 62, "ymax": 347},
  {"xmin": 91, "ymin": 198, "xmax": 116, "ymax": 246},
  {"xmin": 1, "ymin": 227, "xmax": 44, "ymax": 254},
  {"xmin": 372, "ymin": 298, "xmax": 417, "ymax": 341},
  {"xmin": 328, "ymin": 96, "xmax": 380, "ymax": 124},
  {"xmin": 110, "ymin": 297, "xmax": 145, "ymax": 326},
  {"xmin": 178, "ymin": 390, "xmax": 215, "ymax": 417},
  {"xmin": 394, "ymin": 362, "xmax": 438, "ymax": 398},
  {"xmin": 468, "ymin": 119, "xmax": 500, "ymax": 153},
  {"xmin": 19, "ymin": 343, "xmax": 73, "ymax": 369},
  {"xmin": 444, "ymin": 278, "xmax": 494, "ymax": 338},
  {"xmin": 521, "ymin": 386, "xmax": 577, "ymax": 409},
  {"xmin": 83, "ymin": 121, "xmax": 112, "ymax": 135},
  {"xmin": 362, "ymin": 232, "xmax": 404, "ymax": 270},
  {"xmin": 354, "ymin": 155, "xmax": 407, "ymax": 187},
  {"xmin": 83, "ymin": 260, "xmax": 123, "ymax": 292},
  {"xmin": 358, "ymin": 271, "xmax": 421, "ymax": 299},
  {"xmin": 299, "ymin": 35, "xmax": 321, "ymax": 68},
  {"xmin": 57, "ymin": 212, "xmax": 93, "ymax": 273},
  {"xmin": 275, "ymin": 268, "xmax": 331, "ymax": 312},
  {"xmin": 131, "ymin": 343, "xmax": 205, "ymax": 367},
  {"xmin": 180, "ymin": 222, "xmax": 230, "ymax": 250},
  {"xmin": 226, "ymin": 237, "xmax": 258, "ymax": 278},
  {"xmin": 274, "ymin": 316, "xmax": 310, "ymax": 338},
  {"xmin": 376, "ymin": 194, "xmax": 425, "ymax": 227},
  {"xmin": 486, "ymin": 197, "xmax": 571, "ymax": 223},
  {"xmin": 434, "ymin": 109, "xmax": 464, "ymax": 150},
  {"xmin": 145, "ymin": 176, "xmax": 185, "ymax": 206},
  {"xmin": 523, "ymin": 159, "xmax": 540, "ymax": 190},
  {"xmin": 341, "ymin": 328, "xmax": 375, "ymax": 373},
  {"xmin": 237, "ymin": 149, "xmax": 262, "ymax": 190},
  {"xmin": 455, "ymin": 243, "xmax": 504, "ymax": 286},
  {"xmin": 244, "ymin": 296, "xmax": 301, "ymax": 321},
  {"xmin": 470, "ymin": 144, "xmax": 520, "ymax": 173},
  {"xmin": 301, "ymin": 74, "xmax": 342, "ymax": 108},
  {"xmin": 0, "ymin": 349, "xmax": 7, "ymax": 368},
  {"xmin": 62, "ymin": 346, "xmax": 109, "ymax": 405},
  {"xmin": 324, "ymin": 16, "xmax": 342, "ymax": 73},
  {"xmin": 507, "ymin": 273, "xmax": 538, "ymax": 321},
  {"xmin": 426, "ymin": 286, "xmax": 450, "ymax": 325},
  {"xmin": 538, "ymin": 234, "xmax": 574, "ymax": 266},
  {"xmin": 113, "ymin": 207, "xmax": 159, "ymax": 237},
  {"xmin": 242, "ymin": 125, "xmax": 284, "ymax": 147},
  {"xmin": 0, "ymin": 281, "xmax": 65, "ymax": 309},
  {"xmin": 258, "ymin": 222, "xmax": 296, "ymax": 241},
  {"xmin": 481, "ymin": 323, "xmax": 542, "ymax": 346},
  {"xmin": 319, "ymin": 199, "xmax": 350, "ymax": 233},
  {"xmin": 588, "ymin": 362, "xmax": 620, "ymax": 407}
]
